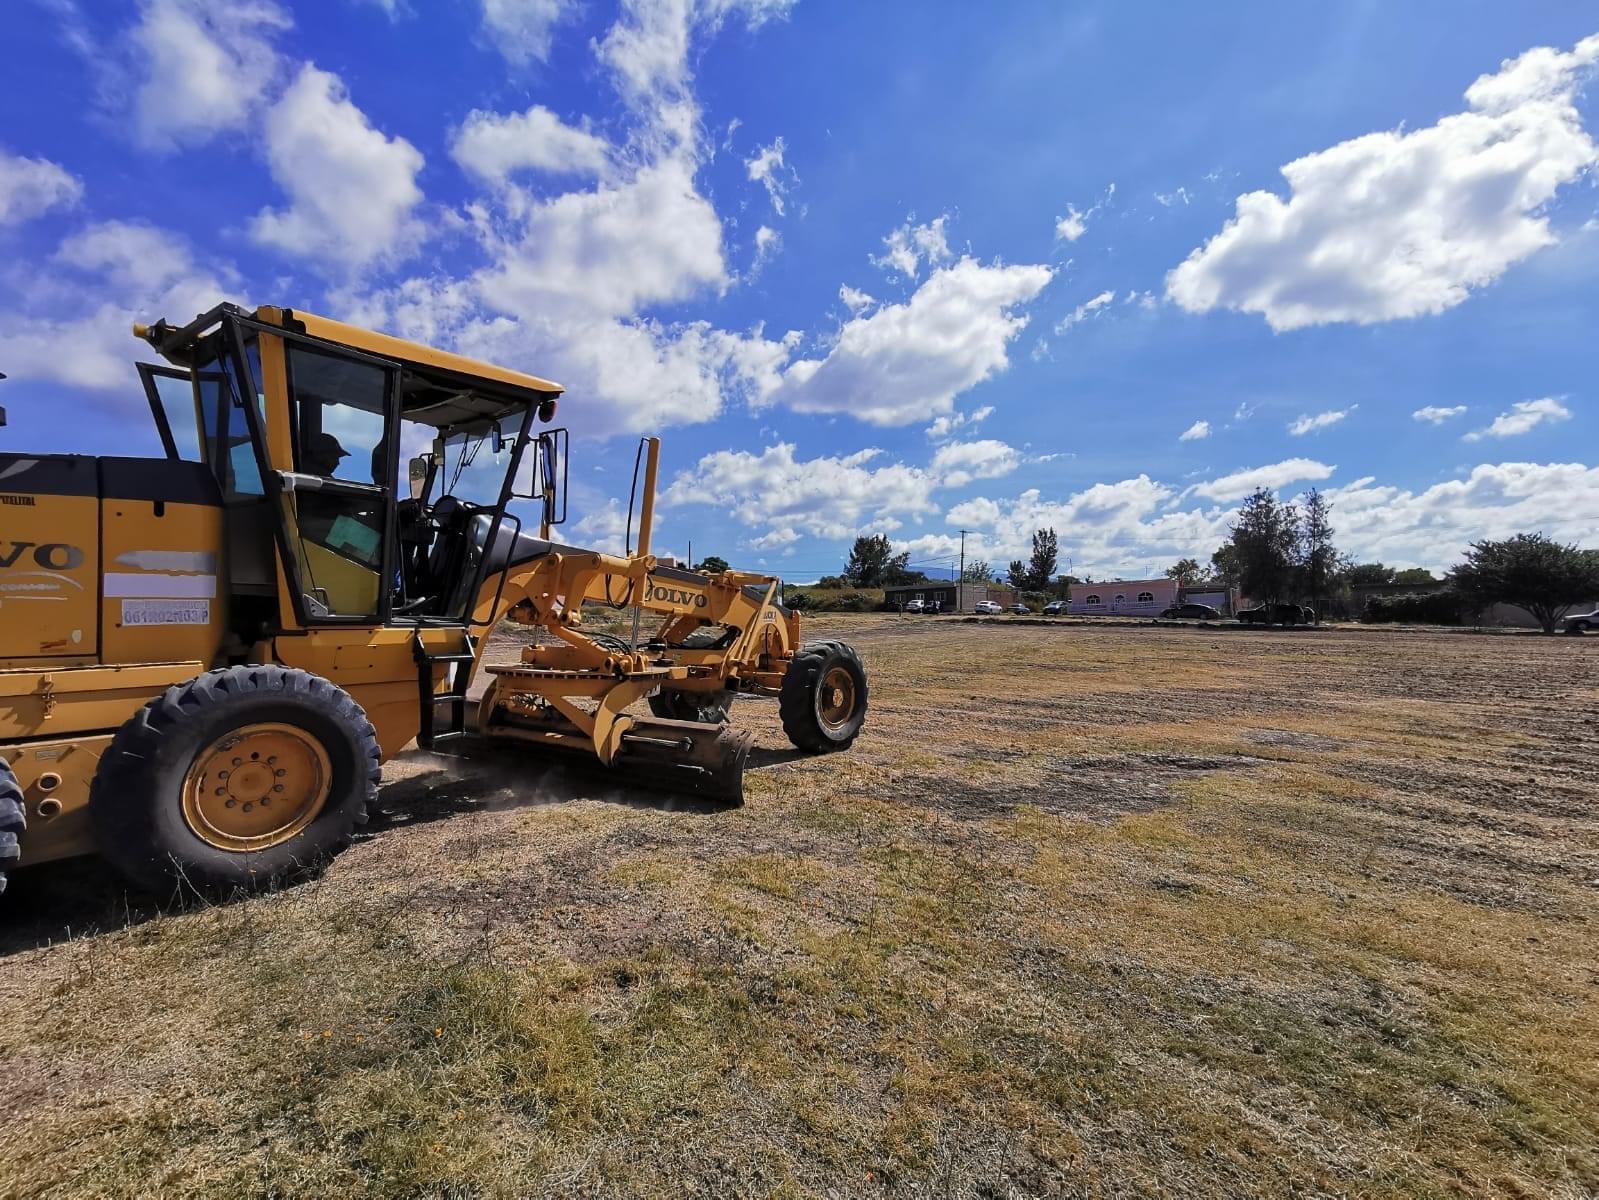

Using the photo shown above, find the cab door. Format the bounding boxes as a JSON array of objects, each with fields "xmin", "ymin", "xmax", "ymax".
[{"xmin": 262, "ymin": 334, "xmax": 400, "ymax": 626}]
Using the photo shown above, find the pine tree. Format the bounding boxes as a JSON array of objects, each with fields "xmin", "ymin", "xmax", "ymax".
[
  {"xmin": 1026, "ymin": 528, "xmax": 1058, "ymax": 590},
  {"xmin": 1297, "ymin": 489, "xmax": 1338, "ymax": 622}
]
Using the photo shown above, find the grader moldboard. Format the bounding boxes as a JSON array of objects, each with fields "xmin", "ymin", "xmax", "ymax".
[{"xmin": 0, "ymin": 304, "xmax": 868, "ymax": 898}]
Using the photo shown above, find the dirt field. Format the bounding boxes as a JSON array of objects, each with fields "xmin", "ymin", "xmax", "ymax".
[{"xmin": 2, "ymin": 617, "xmax": 1596, "ymax": 1197}]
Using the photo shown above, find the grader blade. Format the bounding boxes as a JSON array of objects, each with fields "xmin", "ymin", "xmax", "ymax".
[
  {"xmin": 482, "ymin": 713, "xmax": 752, "ymax": 804},
  {"xmin": 613, "ymin": 717, "xmax": 753, "ymax": 804}
]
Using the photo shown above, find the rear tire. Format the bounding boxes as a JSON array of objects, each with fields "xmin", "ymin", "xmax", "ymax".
[
  {"xmin": 1568, "ymin": 621, "xmax": 1590, "ymax": 636},
  {"xmin": 91, "ymin": 665, "xmax": 380, "ymax": 897},
  {"xmin": 0, "ymin": 759, "xmax": 24, "ymax": 897},
  {"xmin": 648, "ymin": 688, "xmax": 735, "ymax": 723},
  {"xmin": 780, "ymin": 640, "xmax": 868, "ymax": 753}
]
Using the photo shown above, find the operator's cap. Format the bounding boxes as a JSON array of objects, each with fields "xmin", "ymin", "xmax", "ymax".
[{"xmin": 309, "ymin": 431, "xmax": 351, "ymax": 460}]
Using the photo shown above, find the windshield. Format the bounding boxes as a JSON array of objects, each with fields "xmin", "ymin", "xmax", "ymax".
[{"xmin": 418, "ymin": 416, "xmax": 520, "ymax": 507}]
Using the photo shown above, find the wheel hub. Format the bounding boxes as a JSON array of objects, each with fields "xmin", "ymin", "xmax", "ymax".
[
  {"xmin": 818, "ymin": 667, "xmax": 857, "ymax": 730},
  {"xmin": 181, "ymin": 723, "xmax": 331, "ymax": 851}
]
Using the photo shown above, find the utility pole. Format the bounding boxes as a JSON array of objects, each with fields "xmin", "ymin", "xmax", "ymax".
[
  {"xmin": 958, "ymin": 530, "xmax": 968, "ymax": 585},
  {"xmin": 687, "ymin": 539, "xmax": 692, "ymax": 570}
]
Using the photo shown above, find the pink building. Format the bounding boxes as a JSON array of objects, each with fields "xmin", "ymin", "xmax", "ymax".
[{"xmin": 1068, "ymin": 577, "xmax": 1178, "ymax": 616}]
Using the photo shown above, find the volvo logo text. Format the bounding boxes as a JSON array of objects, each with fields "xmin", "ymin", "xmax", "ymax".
[{"xmin": 645, "ymin": 582, "xmax": 708, "ymax": 607}]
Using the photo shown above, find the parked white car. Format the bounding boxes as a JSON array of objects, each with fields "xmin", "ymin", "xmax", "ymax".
[{"xmin": 974, "ymin": 600, "xmax": 1003, "ymax": 615}]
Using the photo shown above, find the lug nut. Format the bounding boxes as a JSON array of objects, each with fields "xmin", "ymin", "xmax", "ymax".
[
  {"xmin": 242, "ymin": 803, "xmax": 254, "ymax": 812},
  {"xmin": 232, "ymin": 758, "xmax": 242, "ymax": 767},
  {"xmin": 275, "ymin": 769, "xmax": 287, "ymax": 778},
  {"xmin": 225, "ymin": 799, "xmax": 237, "ymax": 808}
]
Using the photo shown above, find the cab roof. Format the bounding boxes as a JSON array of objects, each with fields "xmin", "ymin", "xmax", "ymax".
[
  {"xmin": 271, "ymin": 308, "xmax": 563, "ymax": 422},
  {"xmin": 141, "ymin": 303, "xmax": 564, "ymax": 430}
]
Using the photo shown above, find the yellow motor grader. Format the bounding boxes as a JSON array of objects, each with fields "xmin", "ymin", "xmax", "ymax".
[{"xmin": 0, "ymin": 304, "xmax": 868, "ymax": 897}]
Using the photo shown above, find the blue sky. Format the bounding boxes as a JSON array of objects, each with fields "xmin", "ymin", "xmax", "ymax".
[{"xmin": 2, "ymin": 1, "xmax": 1596, "ymax": 581}]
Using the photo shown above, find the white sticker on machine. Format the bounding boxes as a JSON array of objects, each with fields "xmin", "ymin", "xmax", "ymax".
[{"xmin": 122, "ymin": 599, "xmax": 211, "ymax": 626}]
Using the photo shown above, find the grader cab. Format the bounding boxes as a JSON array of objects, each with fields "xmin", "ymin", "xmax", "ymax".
[{"xmin": 0, "ymin": 304, "xmax": 868, "ymax": 898}]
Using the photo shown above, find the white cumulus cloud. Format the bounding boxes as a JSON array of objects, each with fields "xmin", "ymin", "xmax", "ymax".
[
  {"xmin": 926, "ymin": 404, "xmax": 993, "ymax": 441},
  {"xmin": 0, "ymin": 150, "xmax": 82, "ymax": 225},
  {"xmin": 1054, "ymin": 289, "xmax": 1115, "ymax": 334},
  {"xmin": 1323, "ymin": 462, "xmax": 1599, "ymax": 569},
  {"xmin": 765, "ymin": 257, "xmax": 1053, "ymax": 425},
  {"xmin": 251, "ymin": 64, "xmax": 426, "ymax": 271},
  {"xmin": 745, "ymin": 136, "xmax": 794, "ymax": 216},
  {"xmin": 1288, "ymin": 407, "xmax": 1353, "ymax": 436},
  {"xmin": 1054, "ymin": 183, "xmax": 1114, "ymax": 243},
  {"xmin": 477, "ymin": 0, "xmax": 580, "ymax": 64},
  {"xmin": 871, "ymin": 215, "xmax": 953, "ymax": 279},
  {"xmin": 838, "ymin": 284, "xmax": 875, "ymax": 315},
  {"xmin": 663, "ymin": 443, "xmax": 939, "ymax": 540},
  {"xmin": 451, "ymin": 105, "xmax": 610, "ymax": 183},
  {"xmin": 0, "ymin": 221, "xmax": 237, "ymax": 390},
  {"xmin": 1463, "ymin": 396, "xmax": 1572, "ymax": 441},
  {"xmin": 1179, "ymin": 419, "xmax": 1211, "ymax": 442},
  {"xmin": 929, "ymin": 439, "xmax": 1022, "ymax": 488},
  {"xmin": 1167, "ymin": 33, "xmax": 1599, "ymax": 330},
  {"xmin": 1413, "ymin": 405, "xmax": 1468, "ymax": 424},
  {"xmin": 1190, "ymin": 458, "xmax": 1335, "ymax": 501},
  {"xmin": 129, "ymin": 0, "xmax": 290, "ymax": 150}
]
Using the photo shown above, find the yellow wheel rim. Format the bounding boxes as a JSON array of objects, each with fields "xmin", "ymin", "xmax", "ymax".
[
  {"xmin": 818, "ymin": 666, "xmax": 857, "ymax": 731},
  {"xmin": 181, "ymin": 723, "xmax": 331, "ymax": 852}
]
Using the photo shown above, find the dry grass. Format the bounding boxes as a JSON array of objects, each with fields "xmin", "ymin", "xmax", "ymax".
[{"xmin": 2, "ymin": 618, "xmax": 1596, "ymax": 1197}]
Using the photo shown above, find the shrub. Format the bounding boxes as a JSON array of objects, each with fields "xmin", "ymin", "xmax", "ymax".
[
  {"xmin": 1362, "ymin": 591, "xmax": 1466, "ymax": 625},
  {"xmin": 830, "ymin": 591, "xmax": 874, "ymax": 612},
  {"xmin": 784, "ymin": 591, "xmax": 810, "ymax": 610}
]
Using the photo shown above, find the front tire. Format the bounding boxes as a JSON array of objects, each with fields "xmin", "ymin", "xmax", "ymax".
[
  {"xmin": 780, "ymin": 641, "xmax": 869, "ymax": 753},
  {"xmin": 1568, "ymin": 621, "xmax": 1590, "ymax": 636},
  {"xmin": 91, "ymin": 666, "xmax": 381, "ymax": 896}
]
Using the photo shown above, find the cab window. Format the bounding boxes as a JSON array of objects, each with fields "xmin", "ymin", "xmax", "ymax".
[
  {"xmin": 287, "ymin": 346, "xmax": 390, "ymax": 485},
  {"xmin": 280, "ymin": 343, "xmax": 395, "ymax": 621}
]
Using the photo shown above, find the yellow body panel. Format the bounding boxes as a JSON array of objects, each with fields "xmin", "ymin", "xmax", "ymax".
[
  {"xmin": 3, "ymin": 733, "xmax": 113, "ymax": 866},
  {"xmin": 0, "ymin": 660, "xmax": 206, "ymax": 740},
  {"xmin": 0, "ymin": 489, "xmax": 100, "ymax": 660},
  {"xmin": 268, "ymin": 626, "xmax": 472, "ymax": 760},
  {"xmin": 99, "ymin": 496, "xmax": 227, "ymax": 668}
]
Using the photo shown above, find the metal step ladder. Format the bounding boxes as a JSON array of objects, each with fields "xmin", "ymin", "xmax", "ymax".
[{"xmin": 412, "ymin": 629, "xmax": 478, "ymax": 749}]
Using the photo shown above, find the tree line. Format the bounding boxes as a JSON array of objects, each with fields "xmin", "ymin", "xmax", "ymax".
[
  {"xmin": 1204, "ymin": 487, "xmax": 1599, "ymax": 631},
  {"xmin": 808, "ymin": 492, "xmax": 1598, "ymax": 632}
]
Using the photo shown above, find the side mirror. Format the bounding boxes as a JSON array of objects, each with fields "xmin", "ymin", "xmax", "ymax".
[
  {"xmin": 408, "ymin": 454, "xmax": 432, "ymax": 501},
  {"xmin": 512, "ymin": 428, "xmax": 567, "ymax": 524}
]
